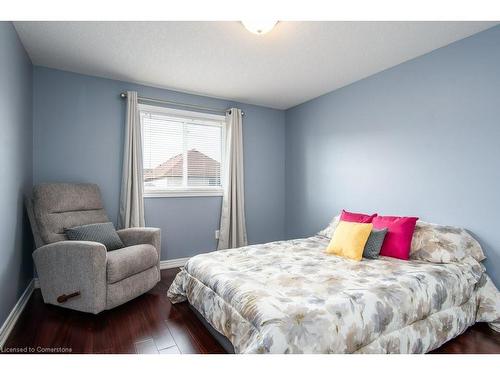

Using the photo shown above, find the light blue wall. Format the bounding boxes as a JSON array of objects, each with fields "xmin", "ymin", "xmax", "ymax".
[
  {"xmin": 0, "ymin": 23, "xmax": 33, "ymax": 325},
  {"xmin": 33, "ymin": 67, "xmax": 286, "ymax": 260},
  {"xmin": 32, "ymin": 25, "xmax": 500, "ymax": 285},
  {"xmin": 285, "ymin": 25, "xmax": 500, "ymax": 286}
]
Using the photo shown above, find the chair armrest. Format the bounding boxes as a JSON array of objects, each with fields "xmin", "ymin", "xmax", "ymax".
[
  {"xmin": 116, "ymin": 227, "xmax": 161, "ymax": 274},
  {"xmin": 34, "ymin": 239, "xmax": 107, "ymax": 254},
  {"xmin": 116, "ymin": 227, "xmax": 161, "ymax": 251},
  {"xmin": 32, "ymin": 241, "xmax": 107, "ymax": 314}
]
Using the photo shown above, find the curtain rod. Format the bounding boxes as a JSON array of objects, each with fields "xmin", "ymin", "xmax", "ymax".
[{"xmin": 119, "ymin": 92, "xmax": 244, "ymax": 116}]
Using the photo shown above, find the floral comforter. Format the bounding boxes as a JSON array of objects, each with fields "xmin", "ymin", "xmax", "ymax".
[{"xmin": 167, "ymin": 236, "xmax": 500, "ymax": 353}]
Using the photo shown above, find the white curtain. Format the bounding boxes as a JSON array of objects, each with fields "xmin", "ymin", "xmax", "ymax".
[
  {"xmin": 218, "ymin": 108, "xmax": 247, "ymax": 250},
  {"xmin": 118, "ymin": 91, "xmax": 145, "ymax": 228}
]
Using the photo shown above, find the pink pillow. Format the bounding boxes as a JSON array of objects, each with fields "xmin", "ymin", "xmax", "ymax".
[
  {"xmin": 372, "ymin": 215, "xmax": 418, "ymax": 260},
  {"xmin": 340, "ymin": 209, "xmax": 377, "ymax": 223}
]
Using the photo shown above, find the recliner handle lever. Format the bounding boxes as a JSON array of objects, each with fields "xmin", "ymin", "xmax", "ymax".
[{"xmin": 57, "ymin": 291, "xmax": 81, "ymax": 303}]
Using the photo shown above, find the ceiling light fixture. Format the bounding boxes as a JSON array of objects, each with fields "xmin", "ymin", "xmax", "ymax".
[{"xmin": 241, "ymin": 20, "xmax": 278, "ymax": 35}]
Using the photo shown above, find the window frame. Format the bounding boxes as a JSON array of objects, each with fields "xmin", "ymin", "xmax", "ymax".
[{"xmin": 139, "ymin": 104, "xmax": 226, "ymax": 198}]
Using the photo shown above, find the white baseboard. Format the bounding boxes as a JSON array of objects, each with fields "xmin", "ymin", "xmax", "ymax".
[
  {"xmin": 160, "ymin": 257, "xmax": 189, "ymax": 269},
  {"xmin": 0, "ymin": 279, "xmax": 35, "ymax": 349}
]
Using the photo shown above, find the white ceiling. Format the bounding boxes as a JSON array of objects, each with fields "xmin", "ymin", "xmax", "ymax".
[{"xmin": 14, "ymin": 21, "xmax": 498, "ymax": 109}]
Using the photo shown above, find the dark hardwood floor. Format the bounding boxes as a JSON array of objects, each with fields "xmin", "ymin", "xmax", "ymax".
[{"xmin": 3, "ymin": 268, "xmax": 500, "ymax": 354}]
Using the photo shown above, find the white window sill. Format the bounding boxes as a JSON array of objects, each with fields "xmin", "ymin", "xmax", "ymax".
[{"xmin": 144, "ymin": 190, "xmax": 224, "ymax": 198}]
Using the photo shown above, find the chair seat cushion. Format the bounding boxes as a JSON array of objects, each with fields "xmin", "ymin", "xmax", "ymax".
[{"xmin": 107, "ymin": 244, "xmax": 158, "ymax": 283}]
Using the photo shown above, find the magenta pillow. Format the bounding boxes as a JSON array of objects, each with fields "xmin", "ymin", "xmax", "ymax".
[
  {"xmin": 372, "ymin": 215, "xmax": 418, "ymax": 260},
  {"xmin": 340, "ymin": 209, "xmax": 377, "ymax": 223}
]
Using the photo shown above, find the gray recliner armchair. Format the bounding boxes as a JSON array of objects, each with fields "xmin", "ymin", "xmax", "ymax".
[{"xmin": 27, "ymin": 183, "xmax": 161, "ymax": 314}]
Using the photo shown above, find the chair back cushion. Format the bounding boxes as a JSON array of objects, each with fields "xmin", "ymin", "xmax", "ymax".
[
  {"xmin": 33, "ymin": 183, "xmax": 110, "ymax": 245},
  {"xmin": 25, "ymin": 196, "xmax": 45, "ymax": 248}
]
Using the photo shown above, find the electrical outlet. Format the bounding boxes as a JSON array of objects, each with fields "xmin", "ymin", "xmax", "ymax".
[{"xmin": 215, "ymin": 230, "xmax": 220, "ymax": 240}]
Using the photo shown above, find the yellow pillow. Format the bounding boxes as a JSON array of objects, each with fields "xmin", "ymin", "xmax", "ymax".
[{"xmin": 326, "ymin": 221, "xmax": 373, "ymax": 261}]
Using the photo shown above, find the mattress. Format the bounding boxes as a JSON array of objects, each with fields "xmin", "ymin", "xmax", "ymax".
[{"xmin": 168, "ymin": 235, "xmax": 500, "ymax": 353}]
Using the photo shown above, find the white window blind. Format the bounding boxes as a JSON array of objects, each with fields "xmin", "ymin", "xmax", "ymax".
[{"xmin": 140, "ymin": 104, "xmax": 225, "ymax": 197}]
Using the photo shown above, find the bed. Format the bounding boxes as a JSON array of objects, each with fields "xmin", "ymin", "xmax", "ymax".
[{"xmin": 167, "ymin": 220, "xmax": 500, "ymax": 353}]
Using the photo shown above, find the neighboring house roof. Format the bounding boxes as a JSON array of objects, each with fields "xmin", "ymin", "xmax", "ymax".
[{"xmin": 144, "ymin": 149, "xmax": 220, "ymax": 181}]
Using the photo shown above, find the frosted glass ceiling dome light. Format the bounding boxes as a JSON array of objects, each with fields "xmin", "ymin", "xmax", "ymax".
[{"xmin": 241, "ymin": 20, "xmax": 278, "ymax": 35}]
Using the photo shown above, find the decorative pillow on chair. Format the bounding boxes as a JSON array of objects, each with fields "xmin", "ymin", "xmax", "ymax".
[
  {"xmin": 363, "ymin": 228, "xmax": 388, "ymax": 259},
  {"xmin": 410, "ymin": 220, "xmax": 485, "ymax": 263},
  {"xmin": 340, "ymin": 209, "xmax": 377, "ymax": 223},
  {"xmin": 326, "ymin": 221, "xmax": 373, "ymax": 261},
  {"xmin": 372, "ymin": 215, "xmax": 418, "ymax": 260},
  {"xmin": 65, "ymin": 222, "xmax": 124, "ymax": 251}
]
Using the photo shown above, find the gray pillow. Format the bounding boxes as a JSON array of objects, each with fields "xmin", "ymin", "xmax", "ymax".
[
  {"xmin": 65, "ymin": 222, "xmax": 124, "ymax": 251},
  {"xmin": 363, "ymin": 228, "xmax": 387, "ymax": 259}
]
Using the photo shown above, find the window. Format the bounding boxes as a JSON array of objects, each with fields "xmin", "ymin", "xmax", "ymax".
[{"xmin": 140, "ymin": 104, "xmax": 226, "ymax": 197}]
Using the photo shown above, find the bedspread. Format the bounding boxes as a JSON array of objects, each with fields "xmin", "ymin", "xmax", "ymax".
[{"xmin": 168, "ymin": 236, "xmax": 500, "ymax": 353}]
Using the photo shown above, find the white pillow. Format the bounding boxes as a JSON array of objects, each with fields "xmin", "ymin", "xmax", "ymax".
[
  {"xmin": 317, "ymin": 215, "xmax": 340, "ymax": 238},
  {"xmin": 410, "ymin": 220, "xmax": 485, "ymax": 263}
]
